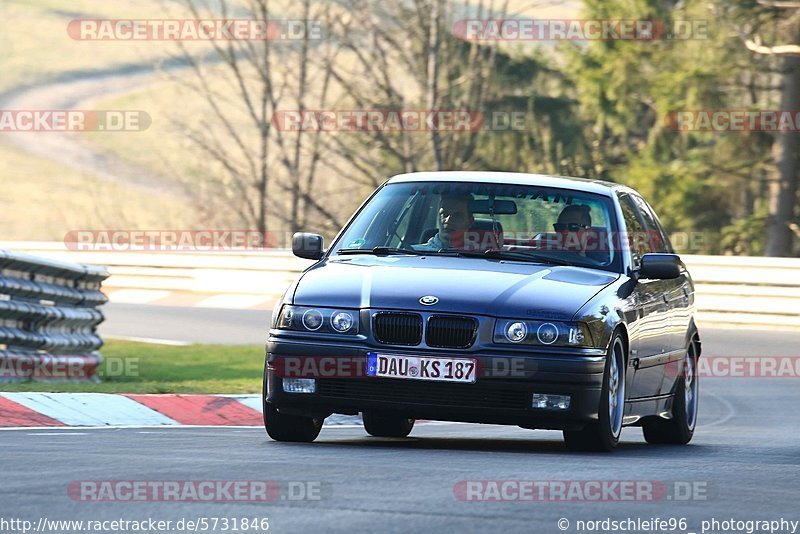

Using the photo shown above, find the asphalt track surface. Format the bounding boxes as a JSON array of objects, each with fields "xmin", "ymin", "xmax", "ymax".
[
  {"xmin": 99, "ymin": 303, "xmax": 272, "ymax": 345},
  {"xmin": 3, "ymin": 305, "xmax": 799, "ymax": 533}
]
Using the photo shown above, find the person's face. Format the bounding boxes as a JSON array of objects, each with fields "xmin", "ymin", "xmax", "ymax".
[
  {"xmin": 554, "ymin": 210, "xmax": 590, "ymax": 250},
  {"xmin": 439, "ymin": 198, "xmax": 473, "ymax": 237}
]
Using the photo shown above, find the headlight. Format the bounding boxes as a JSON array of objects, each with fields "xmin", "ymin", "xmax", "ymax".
[
  {"xmin": 494, "ymin": 319, "xmax": 593, "ymax": 347},
  {"xmin": 330, "ymin": 311, "xmax": 355, "ymax": 332},
  {"xmin": 275, "ymin": 305, "xmax": 359, "ymax": 334},
  {"xmin": 505, "ymin": 321, "xmax": 527, "ymax": 343},
  {"xmin": 302, "ymin": 309, "xmax": 324, "ymax": 330},
  {"xmin": 537, "ymin": 323, "xmax": 558, "ymax": 345}
]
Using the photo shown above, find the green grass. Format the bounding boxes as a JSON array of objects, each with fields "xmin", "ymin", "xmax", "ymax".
[{"xmin": 0, "ymin": 340, "xmax": 264, "ymax": 394}]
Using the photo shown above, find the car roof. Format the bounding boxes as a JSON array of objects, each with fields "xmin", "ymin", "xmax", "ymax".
[{"xmin": 386, "ymin": 171, "xmax": 637, "ymax": 197}]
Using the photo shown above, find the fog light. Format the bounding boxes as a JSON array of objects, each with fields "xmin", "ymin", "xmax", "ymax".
[
  {"xmin": 532, "ymin": 393, "xmax": 571, "ymax": 410},
  {"xmin": 282, "ymin": 378, "xmax": 316, "ymax": 393}
]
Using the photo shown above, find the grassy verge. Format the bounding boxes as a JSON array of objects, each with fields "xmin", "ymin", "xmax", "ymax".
[
  {"xmin": 0, "ymin": 0, "xmax": 189, "ymax": 94},
  {"xmin": 0, "ymin": 340, "xmax": 264, "ymax": 394},
  {"xmin": 0, "ymin": 142, "xmax": 193, "ymax": 241}
]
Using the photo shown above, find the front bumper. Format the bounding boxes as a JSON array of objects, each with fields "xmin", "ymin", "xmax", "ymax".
[{"xmin": 265, "ymin": 337, "xmax": 606, "ymax": 431}]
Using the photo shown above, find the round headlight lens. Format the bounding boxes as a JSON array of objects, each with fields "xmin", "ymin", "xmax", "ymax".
[
  {"xmin": 302, "ymin": 309, "xmax": 324, "ymax": 331},
  {"xmin": 505, "ymin": 321, "xmax": 527, "ymax": 343},
  {"xmin": 537, "ymin": 323, "xmax": 559, "ymax": 345},
  {"xmin": 330, "ymin": 311, "xmax": 354, "ymax": 332}
]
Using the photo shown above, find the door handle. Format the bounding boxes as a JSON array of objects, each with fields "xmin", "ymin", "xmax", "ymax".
[{"xmin": 662, "ymin": 294, "xmax": 669, "ymax": 304}]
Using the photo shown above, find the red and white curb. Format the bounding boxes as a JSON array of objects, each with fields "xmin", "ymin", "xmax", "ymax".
[{"xmin": 0, "ymin": 393, "xmax": 361, "ymax": 429}]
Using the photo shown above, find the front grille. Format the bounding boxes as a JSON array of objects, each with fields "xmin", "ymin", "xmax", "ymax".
[
  {"xmin": 426, "ymin": 315, "xmax": 478, "ymax": 348},
  {"xmin": 373, "ymin": 312, "xmax": 423, "ymax": 345},
  {"xmin": 316, "ymin": 378, "xmax": 528, "ymax": 410}
]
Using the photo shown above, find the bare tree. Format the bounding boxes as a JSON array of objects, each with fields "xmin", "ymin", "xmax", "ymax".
[
  {"xmin": 167, "ymin": 0, "xmax": 349, "ymax": 242},
  {"xmin": 318, "ymin": 0, "xmax": 515, "ymax": 182}
]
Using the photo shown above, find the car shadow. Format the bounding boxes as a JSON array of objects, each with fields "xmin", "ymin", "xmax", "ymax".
[{"xmin": 302, "ymin": 434, "xmax": 717, "ymax": 457}]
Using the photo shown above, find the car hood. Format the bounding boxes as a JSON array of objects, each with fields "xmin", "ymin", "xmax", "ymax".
[{"xmin": 292, "ymin": 255, "xmax": 619, "ymax": 321}]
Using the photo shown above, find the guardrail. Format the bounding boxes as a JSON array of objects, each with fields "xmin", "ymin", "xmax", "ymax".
[
  {"xmin": 1, "ymin": 243, "xmax": 798, "ymax": 330},
  {"xmin": 685, "ymin": 255, "xmax": 800, "ymax": 329},
  {"xmin": 0, "ymin": 249, "xmax": 109, "ymax": 382}
]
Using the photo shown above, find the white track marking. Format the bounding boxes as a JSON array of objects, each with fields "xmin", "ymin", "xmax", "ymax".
[
  {"xmin": 105, "ymin": 289, "xmax": 172, "ymax": 304},
  {"xmin": 697, "ymin": 390, "xmax": 737, "ymax": 429},
  {"xmin": 26, "ymin": 432, "xmax": 88, "ymax": 435},
  {"xmin": 104, "ymin": 335, "xmax": 190, "ymax": 346},
  {"xmin": 195, "ymin": 294, "xmax": 274, "ymax": 309}
]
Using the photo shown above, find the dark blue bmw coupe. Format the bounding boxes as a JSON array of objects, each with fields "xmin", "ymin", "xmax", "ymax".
[{"xmin": 263, "ymin": 172, "xmax": 701, "ymax": 451}]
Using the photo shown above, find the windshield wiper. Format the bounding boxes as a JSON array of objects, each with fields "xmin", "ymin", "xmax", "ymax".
[
  {"xmin": 336, "ymin": 247, "xmax": 428, "ymax": 256},
  {"xmin": 453, "ymin": 249, "xmax": 574, "ymax": 266}
]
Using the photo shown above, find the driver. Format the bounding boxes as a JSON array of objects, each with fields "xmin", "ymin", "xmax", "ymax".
[
  {"xmin": 414, "ymin": 193, "xmax": 475, "ymax": 251},
  {"xmin": 553, "ymin": 204, "xmax": 592, "ymax": 256}
]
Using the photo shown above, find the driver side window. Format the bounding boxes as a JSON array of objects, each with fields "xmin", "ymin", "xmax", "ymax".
[{"xmin": 618, "ymin": 193, "xmax": 650, "ymax": 268}]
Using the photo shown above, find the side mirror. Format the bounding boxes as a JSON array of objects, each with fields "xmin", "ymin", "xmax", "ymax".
[
  {"xmin": 292, "ymin": 232, "xmax": 324, "ymax": 260},
  {"xmin": 639, "ymin": 253, "xmax": 682, "ymax": 280}
]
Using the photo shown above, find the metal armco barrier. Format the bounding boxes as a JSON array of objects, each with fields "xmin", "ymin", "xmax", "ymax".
[
  {"xmin": 1, "ymin": 243, "xmax": 799, "ymax": 330},
  {"xmin": 683, "ymin": 255, "xmax": 800, "ymax": 329},
  {"xmin": 0, "ymin": 249, "xmax": 109, "ymax": 381}
]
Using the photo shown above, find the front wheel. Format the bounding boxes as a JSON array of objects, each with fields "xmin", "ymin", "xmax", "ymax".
[
  {"xmin": 362, "ymin": 411, "xmax": 415, "ymax": 438},
  {"xmin": 263, "ymin": 406, "xmax": 323, "ymax": 442},
  {"xmin": 262, "ymin": 368, "xmax": 323, "ymax": 442},
  {"xmin": 643, "ymin": 336, "xmax": 699, "ymax": 445},
  {"xmin": 563, "ymin": 334, "xmax": 627, "ymax": 452}
]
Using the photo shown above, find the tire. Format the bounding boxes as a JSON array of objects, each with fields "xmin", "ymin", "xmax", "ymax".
[
  {"xmin": 563, "ymin": 333, "xmax": 627, "ymax": 452},
  {"xmin": 362, "ymin": 411, "xmax": 415, "ymax": 438},
  {"xmin": 643, "ymin": 336, "xmax": 699, "ymax": 445},
  {"xmin": 262, "ymin": 370, "xmax": 323, "ymax": 443}
]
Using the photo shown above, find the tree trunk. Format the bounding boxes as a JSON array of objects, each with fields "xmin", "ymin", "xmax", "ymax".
[
  {"xmin": 765, "ymin": 52, "xmax": 800, "ymax": 256},
  {"xmin": 426, "ymin": 0, "xmax": 443, "ymax": 170}
]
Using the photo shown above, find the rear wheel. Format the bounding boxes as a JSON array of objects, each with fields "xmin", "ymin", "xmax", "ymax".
[
  {"xmin": 563, "ymin": 334, "xmax": 626, "ymax": 452},
  {"xmin": 362, "ymin": 411, "xmax": 415, "ymax": 438},
  {"xmin": 643, "ymin": 336, "xmax": 699, "ymax": 445}
]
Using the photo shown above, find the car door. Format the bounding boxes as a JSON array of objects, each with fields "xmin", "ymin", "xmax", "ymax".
[
  {"xmin": 632, "ymin": 195, "xmax": 693, "ymax": 393},
  {"xmin": 631, "ymin": 195, "xmax": 689, "ymax": 354},
  {"xmin": 618, "ymin": 193, "xmax": 671, "ymax": 399}
]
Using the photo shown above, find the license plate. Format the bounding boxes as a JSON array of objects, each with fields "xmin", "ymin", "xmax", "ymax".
[{"xmin": 366, "ymin": 352, "xmax": 477, "ymax": 383}]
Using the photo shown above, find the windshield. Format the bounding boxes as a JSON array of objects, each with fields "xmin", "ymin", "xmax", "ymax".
[{"xmin": 330, "ymin": 181, "xmax": 621, "ymax": 272}]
